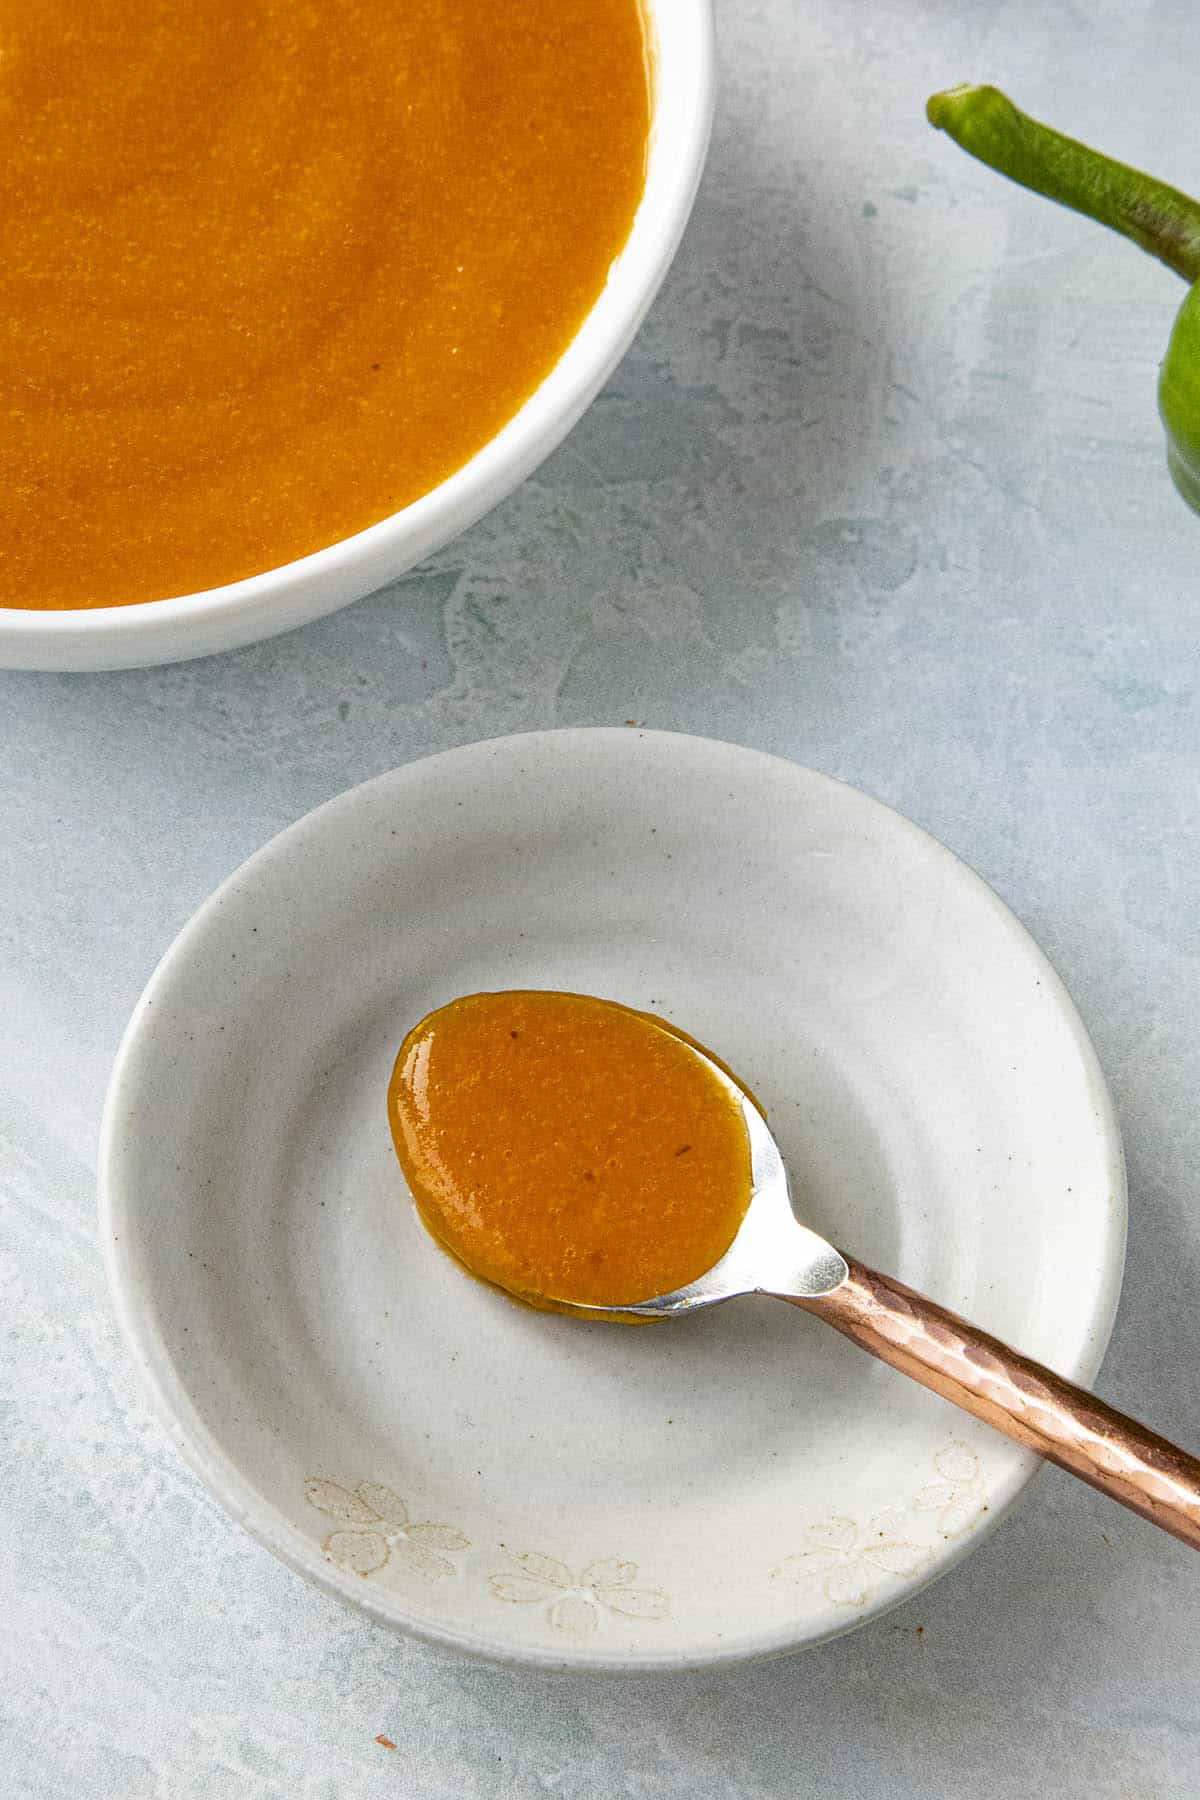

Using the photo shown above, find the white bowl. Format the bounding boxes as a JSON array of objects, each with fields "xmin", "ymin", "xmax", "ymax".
[
  {"xmin": 100, "ymin": 730, "xmax": 1126, "ymax": 1671},
  {"xmin": 0, "ymin": 3, "xmax": 714, "ymax": 672}
]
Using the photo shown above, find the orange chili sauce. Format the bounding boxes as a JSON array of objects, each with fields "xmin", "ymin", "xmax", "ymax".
[
  {"xmin": 1, "ymin": 0, "xmax": 649, "ymax": 609},
  {"xmin": 388, "ymin": 991, "xmax": 754, "ymax": 1310}
]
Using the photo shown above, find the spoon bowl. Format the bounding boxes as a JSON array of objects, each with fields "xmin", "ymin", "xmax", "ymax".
[{"xmin": 560, "ymin": 1074, "xmax": 848, "ymax": 1319}]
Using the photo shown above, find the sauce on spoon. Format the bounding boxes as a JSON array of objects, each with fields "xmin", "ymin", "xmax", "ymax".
[{"xmin": 388, "ymin": 991, "xmax": 753, "ymax": 1309}]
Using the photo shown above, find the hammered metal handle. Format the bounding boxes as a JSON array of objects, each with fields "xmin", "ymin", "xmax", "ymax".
[{"xmin": 792, "ymin": 1255, "xmax": 1200, "ymax": 1550}]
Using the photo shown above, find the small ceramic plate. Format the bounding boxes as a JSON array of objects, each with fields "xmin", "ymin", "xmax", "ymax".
[{"xmin": 101, "ymin": 731, "xmax": 1125, "ymax": 1671}]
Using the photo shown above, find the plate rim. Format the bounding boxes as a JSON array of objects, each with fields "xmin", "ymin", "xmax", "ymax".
[{"xmin": 99, "ymin": 728, "xmax": 1127, "ymax": 1671}]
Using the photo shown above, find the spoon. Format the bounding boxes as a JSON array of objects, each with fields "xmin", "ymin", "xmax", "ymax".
[{"xmin": 560, "ymin": 1049, "xmax": 1200, "ymax": 1550}]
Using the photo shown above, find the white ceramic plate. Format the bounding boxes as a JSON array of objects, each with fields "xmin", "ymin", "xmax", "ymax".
[{"xmin": 100, "ymin": 731, "xmax": 1126, "ymax": 1671}]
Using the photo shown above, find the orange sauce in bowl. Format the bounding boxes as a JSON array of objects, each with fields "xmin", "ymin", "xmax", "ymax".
[
  {"xmin": 388, "ymin": 991, "xmax": 753, "ymax": 1310},
  {"xmin": 1, "ymin": 0, "xmax": 649, "ymax": 609}
]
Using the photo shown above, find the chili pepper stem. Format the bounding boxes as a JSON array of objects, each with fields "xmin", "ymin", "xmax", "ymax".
[{"xmin": 927, "ymin": 85, "xmax": 1200, "ymax": 284}]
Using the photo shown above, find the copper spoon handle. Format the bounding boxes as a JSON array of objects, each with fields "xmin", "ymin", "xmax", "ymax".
[{"xmin": 791, "ymin": 1254, "xmax": 1200, "ymax": 1550}]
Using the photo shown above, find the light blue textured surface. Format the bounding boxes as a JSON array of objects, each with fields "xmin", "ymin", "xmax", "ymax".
[{"xmin": 4, "ymin": 1, "xmax": 1200, "ymax": 1793}]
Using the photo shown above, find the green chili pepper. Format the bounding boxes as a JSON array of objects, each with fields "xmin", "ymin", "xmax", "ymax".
[{"xmin": 927, "ymin": 84, "xmax": 1200, "ymax": 515}]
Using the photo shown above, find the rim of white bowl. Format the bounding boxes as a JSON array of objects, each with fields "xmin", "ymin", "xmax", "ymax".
[
  {"xmin": 99, "ymin": 729, "xmax": 1129, "ymax": 1673},
  {"xmin": 1, "ymin": 2, "xmax": 715, "ymax": 670}
]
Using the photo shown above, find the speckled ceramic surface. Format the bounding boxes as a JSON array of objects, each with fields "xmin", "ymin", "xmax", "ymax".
[{"xmin": 100, "ymin": 730, "xmax": 1124, "ymax": 1670}]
